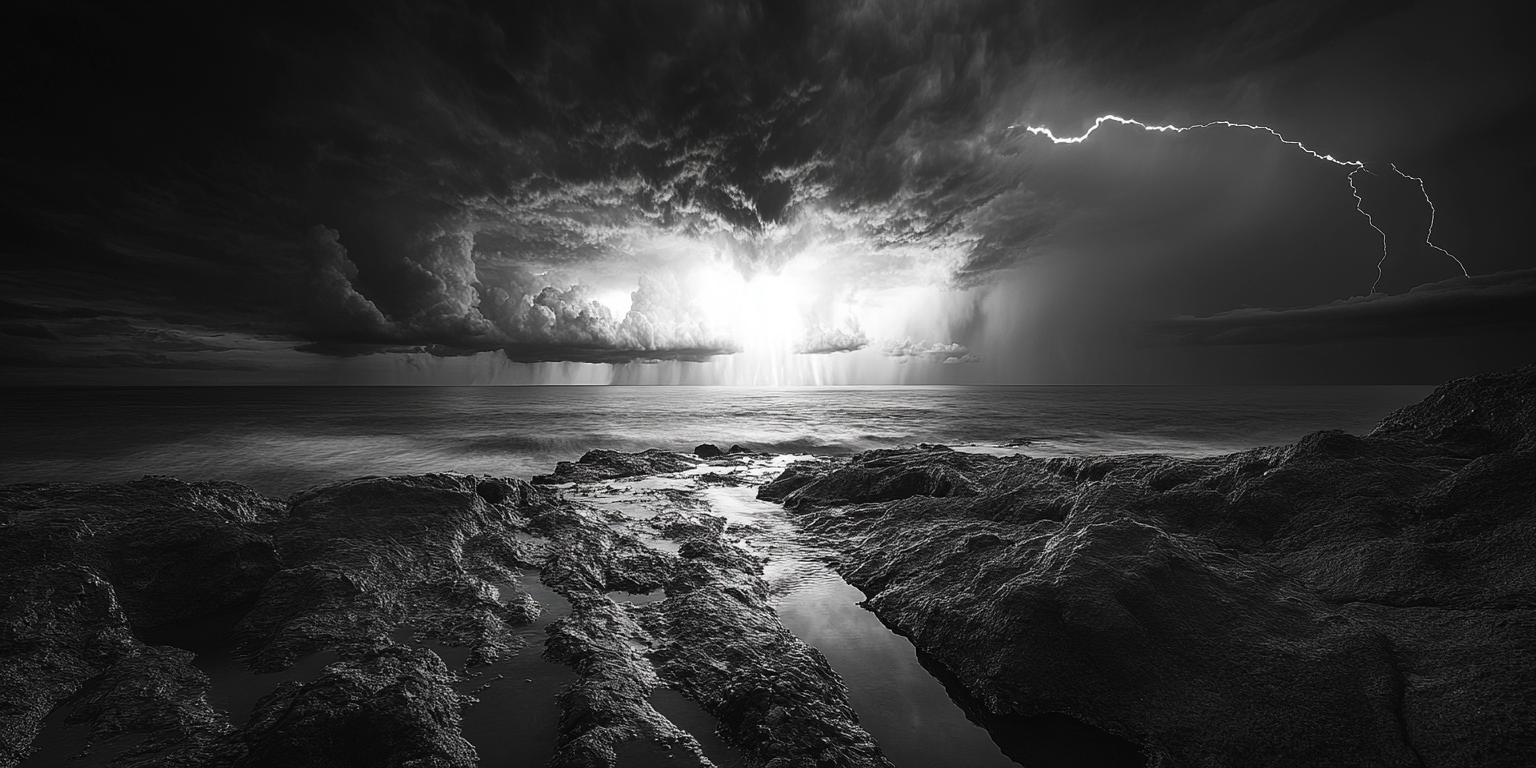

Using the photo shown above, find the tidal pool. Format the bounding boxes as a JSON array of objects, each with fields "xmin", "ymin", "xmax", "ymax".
[
  {"xmin": 449, "ymin": 571, "xmax": 575, "ymax": 768},
  {"xmin": 699, "ymin": 484, "xmax": 1023, "ymax": 768}
]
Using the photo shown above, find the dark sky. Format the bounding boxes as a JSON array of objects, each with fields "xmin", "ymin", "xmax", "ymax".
[{"xmin": 2, "ymin": 0, "xmax": 1531, "ymax": 384}]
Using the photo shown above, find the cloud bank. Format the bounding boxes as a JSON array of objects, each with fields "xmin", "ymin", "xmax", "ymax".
[
  {"xmin": 3, "ymin": 0, "xmax": 1531, "ymax": 381},
  {"xmin": 1156, "ymin": 269, "xmax": 1536, "ymax": 346}
]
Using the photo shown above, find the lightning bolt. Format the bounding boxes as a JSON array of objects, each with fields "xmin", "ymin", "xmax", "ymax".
[
  {"xmin": 1013, "ymin": 115, "xmax": 1469, "ymax": 293},
  {"xmin": 1391, "ymin": 163, "xmax": 1470, "ymax": 279}
]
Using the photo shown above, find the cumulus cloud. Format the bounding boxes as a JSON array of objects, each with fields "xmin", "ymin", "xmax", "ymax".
[
  {"xmin": 304, "ymin": 226, "xmax": 396, "ymax": 340},
  {"xmin": 880, "ymin": 338, "xmax": 980, "ymax": 364},
  {"xmin": 795, "ymin": 322, "xmax": 868, "ymax": 354},
  {"xmin": 1154, "ymin": 269, "xmax": 1536, "ymax": 346},
  {"xmin": 6, "ymin": 0, "xmax": 1526, "ymax": 380},
  {"xmin": 303, "ymin": 225, "xmax": 734, "ymax": 361}
]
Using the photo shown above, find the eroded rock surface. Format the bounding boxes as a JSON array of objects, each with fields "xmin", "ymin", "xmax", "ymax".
[
  {"xmin": 534, "ymin": 449, "xmax": 700, "ymax": 484},
  {"xmin": 542, "ymin": 471, "xmax": 891, "ymax": 768},
  {"xmin": 769, "ymin": 364, "xmax": 1536, "ymax": 767},
  {"xmin": 8, "ymin": 364, "xmax": 1532, "ymax": 768},
  {"xmin": 1, "ymin": 473, "xmax": 555, "ymax": 767},
  {"xmin": 0, "ymin": 478, "xmax": 283, "ymax": 767},
  {"xmin": 3, "ymin": 457, "xmax": 892, "ymax": 768}
]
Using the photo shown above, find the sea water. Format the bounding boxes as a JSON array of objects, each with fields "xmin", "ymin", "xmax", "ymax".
[
  {"xmin": 3, "ymin": 384, "xmax": 1437, "ymax": 766},
  {"xmin": 1, "ymin": 385, "xmax": 1432, "ymax": 496}
]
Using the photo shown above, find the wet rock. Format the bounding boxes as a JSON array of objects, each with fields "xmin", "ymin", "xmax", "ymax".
[
  {"xmin": 726, "ymin": 445, "xmax": 751, "ymax": 455},
  {"xmin": 534, "ymin": 450, "xmax": 699, "ymax": 485},
  {"xmin": 535, "ymin": 476, "xmax": 892, "ymax": 767},
  {"xmin": 543, "ymin": 600, "xmax": 707, "ymax": 768},
  {"xmin": 66, "ymin": 643, "xmax": 239, "ymax": 767},
  {"xmin": 0, "ymin": 477, "xmax": 285, "ymax": 767},
  {"xmin": 640, "ymin": 533, "xmax": 892, "ymax": 768},
  {"xmin": 693, "ymin": 444, "xmax": 724, "ymax": 459},
  {"xmin": 761, "ymin": 446, "xmax": 988, "ymax": 510},
  {"xmin": 693, "ymin": 472, "xmax": 751, "ymax": 488},
  {"xmin": 237, "ymin": 474, "xmax": 549, "ymax": 671},
  {"xmin": 770, "ymin": 364, "xmax": 1536, "ymax": 767},
  {"xmin": 0, "ymin": 473, "xmax": 554, "ymax": 767},
  {"xmin": 755, "ymin": 458, "xmax": 839, "ymax": 503},
  {"xmin": 237, "ymin": 646, "xmax": 474, "ymax": 768},
  {"xmin": 0, "ymin": 565, "xmax": 141, "ymax": 767},
  {"xmin": 0, "ymin": 476, "xmax": 284, "ymax": 628}
]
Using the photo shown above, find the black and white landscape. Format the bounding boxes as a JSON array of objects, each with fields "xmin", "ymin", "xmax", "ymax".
[{"xmin": 2, "ymin": 2, "xmax": 1533, "ymax": 767}]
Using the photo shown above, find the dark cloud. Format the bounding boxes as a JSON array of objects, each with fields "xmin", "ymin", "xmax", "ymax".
[
  {"xmin": 0, "ymin": 324, "xmax": 56, "ymax": 340},
  {"xmin": 302, "ymin": 225, "xmax": 735, "ymax": 357},
  {"xmin": 2, "ymin": 0, "xmax": 1530, "ymax": 379},
  {"xmin": 1155, "ymin": 269, "xmax": 1536, "ymax": 346},
  {"xmin": 0, "ymin": 349, "xmax": 261, "ymax": 371}
]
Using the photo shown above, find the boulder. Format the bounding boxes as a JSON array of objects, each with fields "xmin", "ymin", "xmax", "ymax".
[
  {"xmin": 533, "ymin": 449, "xmax": 699, "ymax": 484},
  {"xmin": 237, "ymin": 646, "xmax": 475, "ymax": 768},
  {"xmin": 769, "ymin": 363, "xmax": 1536, "ymax": 767}
]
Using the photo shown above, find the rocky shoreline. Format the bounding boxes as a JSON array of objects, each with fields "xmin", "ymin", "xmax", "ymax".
[{"xmin": 2, "ymin": 364, "xmax": 1532, "ymax": 767}]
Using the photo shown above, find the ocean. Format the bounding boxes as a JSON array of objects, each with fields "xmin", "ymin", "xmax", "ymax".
[
  {"xmin": 2, "ymin": 385, "xmax": 1435, "ymax": 496},
  {"xmin": 3, "ymin": 383, "xmax": 1445, "ymax": 767}
]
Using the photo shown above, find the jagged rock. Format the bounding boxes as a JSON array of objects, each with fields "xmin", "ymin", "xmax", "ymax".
[
  {"xmin": 542, "ymin": 600, "xmax": 706, "ymax": 768},
  {"xmin": 0, "ymin": 476, "xmax": 284, "ymax": 628},
  {"xmin": 68, "ymin": 644, "xmax": 239, "ymax": 767},
  {"xmin": 8, "ymin": 364, "xmax": 1534, "ymax": 768},
  {"xmin": 769, "ymin": 364, "xmax": 1536, "ymax": 767},
  {"xmin": 533, "ymin": 450, "xmax": 699, "ymax": 485},
  {"xmin": 0, "ymin": 477, "xmax": 285, "ymax": 767},
  {"xmin": 536, "ymin": 475, "xmax": 891, "ymax": 768},
  {"xmin": 237, "ymin": 474, "xmax": 549, "ymax": 671},
  {"xmin": 693, "ymin": 444, "xmax": 724, "ymax": 459},
  {"xmin": 236, "ymin": 646, "xmax": 474, "ymax": 768},
  {"xmin": 0, "ymin": 565, "xmax": 141, "ymax": 767},
  {"xmin": 0, "ymin": 473, "xmax": 552, "ymax": 767},
  {"xmin": 638, "ymin": 533, "xmax": 892, "ymax": 768},
  {"xmin": 759, "ymin": 446, "xmax": 988, "ymax": 510}
]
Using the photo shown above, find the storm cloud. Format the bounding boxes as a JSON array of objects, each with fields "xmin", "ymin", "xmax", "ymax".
[
  {"xmin": 1155, "ymin": 269, "xmax": 1536, "ymax": 346},
  {"xmin": 2, "ymin": 0, "xmax": 1531, "ymax": 381}
]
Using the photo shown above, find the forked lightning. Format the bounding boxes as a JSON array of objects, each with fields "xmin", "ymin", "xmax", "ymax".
[{"xmin": 1015, "ymin": 115, "xmax": 1469, "ymax": 293}]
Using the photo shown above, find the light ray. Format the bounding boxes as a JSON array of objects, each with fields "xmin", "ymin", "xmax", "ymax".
[{"xmin": 1013, "ymin": 115, "xmax": 1468, "ymax": 292}]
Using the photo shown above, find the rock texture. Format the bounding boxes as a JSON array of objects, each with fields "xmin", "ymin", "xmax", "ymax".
[
  {"xmin": 2, "ymin": 454, "xmax": 889, "ymax": 768},
  {"xmin": 236, "ymin": 646, "xmax": 476, "ymax": 768},
  {"xmin": 534, "ymin": 449, "xmax": 700, "ymax": 484},
  {"xmin": 767, "ymin": 364, "xmax": 1536, "ymax": 767},
  {"xmin": 539, "ymin": 479, "xmax": 890, "ymax": 768},
  {"xmin": 7, "ymin": 363, "xmax": 1533, "ymax": 768},
  {"xmin": 0, "ymin": 478, "xmax": 283, "ymax": 767},
  {"xmin": 0, "ymin": 473, "xmax": 558, "ymax": 767},
  {"xmin": 235, "ymin": 475, "xmax": 548, "ymax": 672}
]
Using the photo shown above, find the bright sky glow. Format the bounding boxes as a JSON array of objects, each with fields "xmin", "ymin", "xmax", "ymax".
[{"xmin": 692, "ymin": 267, "xmax": 807, "ymax": 357}]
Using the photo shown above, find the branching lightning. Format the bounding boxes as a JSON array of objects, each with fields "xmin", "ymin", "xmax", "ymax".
[
  {"xmin": 1014, "ymin": 115, "xmax": 1469, "ymax": 293},
  {"xmin": 1346, "ymin": 168, "xmax": 1393, "ymax": 293},
  {"xmin": 1391, "ymin": 163, "xmax": 1470, "ymax": 278}
]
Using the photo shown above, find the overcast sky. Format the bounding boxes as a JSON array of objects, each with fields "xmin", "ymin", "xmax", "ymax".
[{"xmin": 3, "ymin": 0, "xmax": 1531, "ymax": 384}]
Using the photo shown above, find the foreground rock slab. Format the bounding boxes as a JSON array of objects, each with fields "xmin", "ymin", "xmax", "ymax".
[
  {"xmin": 3, "ymin": 461, "xmax": 893, "ymax": 767},
  {"xmin": 766, "ymin": 364, "xmax": 1536, "ymax": 767}
]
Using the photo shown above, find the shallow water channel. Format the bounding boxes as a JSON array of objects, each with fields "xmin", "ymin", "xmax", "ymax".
[
  {"xmin": 699, "ymin": 484, "xmax": 1022, "ymax": 768},
  {"xmin": 439, "ymin": 571, "xmax": 575, "ymax": 768},
  {"xmin": 22, "ymin": 457, "xmax": 1139, "ymax": 767},
  {"xmin": 573, "ymin": 459, "xmax": 1028, "ymax": 768}
]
